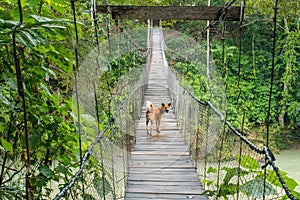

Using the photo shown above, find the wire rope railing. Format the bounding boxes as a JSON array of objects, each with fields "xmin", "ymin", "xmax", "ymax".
[
  {"xmin": 52, "ymin": 18, "xmax": 152, "ymax": 198},
  {"xmin": 162, "ymin": 27, "xmax": 298, "ymax": 200},
  {"xmin": 166, "ymin": 56, "xmax": 298, "ymax": 200},
  {"xmin": 53, "ymin": 54, "xmax": 148, "ymax": 200}
]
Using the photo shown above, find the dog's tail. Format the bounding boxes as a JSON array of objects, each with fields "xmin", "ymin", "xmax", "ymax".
[{"xmin": 146, "ymin": 101, "xmax": 154, "ymax": 112}]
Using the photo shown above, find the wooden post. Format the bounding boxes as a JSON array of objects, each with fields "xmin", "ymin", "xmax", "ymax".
[{"xmin": 96, "ymin": 6, "xmax": 241, "ymax": 21}]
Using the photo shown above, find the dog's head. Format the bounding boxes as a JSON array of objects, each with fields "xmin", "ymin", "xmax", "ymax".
[{"xmin": 161, "ymin": 103, "xmax": 171, "ymax": 113}]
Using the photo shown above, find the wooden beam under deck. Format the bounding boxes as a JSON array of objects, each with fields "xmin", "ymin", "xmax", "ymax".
[{"xmin": 96, "ymin": 6, "xmax": 241, "ymax": 21}]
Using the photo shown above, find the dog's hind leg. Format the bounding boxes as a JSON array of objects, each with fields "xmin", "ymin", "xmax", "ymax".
[
  {"xmin": 146, "ymin": 111, "xmax": 152, "ymax": 136},
  {"xmin": 146, "ymin": 112, "xmax": 150, "ymax": 135}
]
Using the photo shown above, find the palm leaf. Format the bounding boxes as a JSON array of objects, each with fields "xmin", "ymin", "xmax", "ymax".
[
  {"xmin": 25, "ymin": 28, "xmax": 47, "ymax": 44},
  {"xmin": 20, "ymin": 30, "xmax": 38, "ymax": 46},
  {"xmin": 30, "ymin": 14, "xmax": 77, "ymax": 25},
  {"xmin": 16, "ymin": 34, "xmax": 33, "ymax": 49},
  {"xmin": 0, "ymin": 19, "xmax": 17, "ymax": 28}
]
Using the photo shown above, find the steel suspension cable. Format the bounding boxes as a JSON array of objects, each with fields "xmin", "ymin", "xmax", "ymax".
[
  {"xmin": 236, "ymin": 0, "xmax": 245, "ymax": 104},
  {"xmin": 266, "ymin": 0, "xmax": 279, "ymax": 148},
  {"xmin": 12, "ymin": 0, "xmax": 30, "ymax": 199},
  {"xmin": 103, "ymin": 2, "xmax": 114, "ymax": 118},
  {"xmin": 236, "ymin": 2, "xmax": 246, "ymax": 198},
  {"xmin": 92, "ymin": 1, "xmax": 107, "ymax": 198},
  {"xmin": 165, "ymin": 0, "xmax": 239, "ymax": 57},
  {"xmin": 263, "ymin": 146, "xmax": 298, "ymax": 200},
  {"xmin": 216, "ymin": 11, "xmax": 228, "ymax": 192},
  {"xmin": 53, "ymin": 119, "xmax": 114, "ymax": 200},
  {"xmin": 264, "ymin": 0, "xmax": 278, "ymax": 199},
  {"xmin": 70, "ymin": 0, "xmax": 84, "ymax": 195},
  {"xmin": 102, "ymin": 2, "xmax": 120, "ymax": 195}
]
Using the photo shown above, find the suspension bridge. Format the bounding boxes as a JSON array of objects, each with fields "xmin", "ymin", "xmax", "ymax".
[
  {"xmin": 124, "ymin": 29, "xmax": 207, "ymax": 199},
  {"xmin": 8, "ymin": 0, "xmax": 299, "ymax": 199},
  {"xmin": 51, "ymin": 23, "xmax": 298, "ymax": 199}
]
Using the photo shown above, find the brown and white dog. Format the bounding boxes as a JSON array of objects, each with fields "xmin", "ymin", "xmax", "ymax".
[{"xmin": 145, "ymin": 101, "xmax": 171, "ymax": 136}]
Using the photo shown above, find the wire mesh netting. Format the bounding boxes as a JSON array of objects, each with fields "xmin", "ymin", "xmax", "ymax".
[
  {"xmin": 52, "ymin": 25, "xmax": 299, "ymax": 200},
  {"xmin": 53, "ymin": 27, "xmax": 150, "ymax": 199},
  {"xmin": 163, "ymin": 28, "xmax": 298, "ymax": 200},
  {"xmin": 167, "ymin": 66, "xmax": 297, "ymax": 199}
]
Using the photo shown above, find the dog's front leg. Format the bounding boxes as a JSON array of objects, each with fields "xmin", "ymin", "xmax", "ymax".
[
  {"xmin": 156, "ymin": 117, "xmax": 161, "ymax": 133},
  {"xmin": 149, "ymin": 119, "xmax": 153, "ymax": 136}
]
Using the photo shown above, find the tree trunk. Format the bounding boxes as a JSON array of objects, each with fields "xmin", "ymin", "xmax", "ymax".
[{"xmin": 279, "ymin": 17, "xmax": 291, "ymax": 128}]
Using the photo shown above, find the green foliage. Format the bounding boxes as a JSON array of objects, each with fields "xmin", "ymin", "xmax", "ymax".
[
  {"xmin": 239, "ymin": 155, "xmax": 261, "ymax": 170},
  {"xmin": 0, "ymin": 0, "xmax": 105, "ymax": 198},
  {"xmin": 0, "ymin": 186, "xmax": 23, "ymax": 200},
  {"xmin": 1, "ymin": 0, "xmax": 299, "ymax": 199},
  {"xmin": 204, "ymin": 155, "xmax": 300, "ymax": 199},
  {"xmin": 96, "ymin": 51, "xmax": 145, "ymax": 121},
  {"xmin": 240, "ymin": 178, "xmax": 278, "ymax": 198},
  {"xmin": 93, "ymin": 175, "xmax": 112, "ymax": 198},
  {"xmin": 171, "ymin": 60, "xmax": 208, "ymax": 101}
]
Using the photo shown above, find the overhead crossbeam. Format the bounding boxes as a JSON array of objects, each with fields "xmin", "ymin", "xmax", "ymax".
[{"xmin": 96, "ymin": 6, "xmax": 241, "ymax": 21}]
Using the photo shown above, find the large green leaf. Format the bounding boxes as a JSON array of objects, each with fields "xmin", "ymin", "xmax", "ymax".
[
  {"xmin": 0, "ymin": 93, "xmax": 10, "ymax": 105},
  {"xmin": 221, "ymin": 167, "xmax": 248, "ymax": 185},
  {"xmin": 0, "ymin": 138, "xmax": 13, "ymax": 152},
  {"xmin": 93, "ymin": 176, "xmax": 112, "ymax": 198},
  {"xmin": 55, "ymin": 163, "xmax": 73, "ymax": 176},
  {"xmin": 240, "ymin": 178, "xmax": 278, "ymax": 198},
  {"xmin": 266, "ymin": 170, "xmax": 298, "ymax": 191},
  {"xmin": 218, "ymin": 183, "xmax": 238, "ymax": 197},
  {"xmin": 83, "ymin": 194, "xmax": 96, "ymax": 200},
  {"xmin": 26, "ymin": 28, "xmax": 47, "ymax": 44},
  {"xmin": 20, "ymin": 30, "xmax": 38, "ymax": 46},
  {"xmin": 207, "ymin": 166, "xmax": 217, "ymax": 173},
  {"xmin": 16, "ymin": 34, "xmax": 33, "ymax": 49},
  {"xmin": 0, "ymin": 19, "xmax": 17, "ymax": 28},
  {"xmin": 238, "ymin": 155, "xmax": 261, "ymax": 170},
  {"xmin": 39, "ymin": 165, "xmax": 55, "ymax": 178}
]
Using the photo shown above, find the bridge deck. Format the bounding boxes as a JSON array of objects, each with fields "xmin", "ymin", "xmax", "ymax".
[{"xmin": 124, "ymin": 29, "xmax": 207, "ymax": 200}]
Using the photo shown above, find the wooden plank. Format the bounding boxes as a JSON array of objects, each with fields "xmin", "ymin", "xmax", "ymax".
[
  {"xmin": 126, "ymin": 186, "xmax": 203, "ymax": 195},
  {"xmin": 96, "ymin": 6, "xmax": 241, "ymax": 21},
  {"xmin": 130, "ymin": 156, "xmax": 191, "ymax": 161},
  {"xmin": 128, "ymin": 171, "xmax": 200, "ymax": 176},
  {"xmin": 125, "ymin": 193, "xmax": 206, "ymax": 200},
  {"xmin": 131, "ymin": 151, "xmax": 189, "ymax": 156},
  {"xmin": 133, "ymin": 144, "xmax": 189, "ymax": 152},
  {"xmin": 128, "ymin": 174, "xmax": 200, "ymax": 182},
  {"xmin": 129, "ymin": 168, "xmax": 197, "ymax": 173},
  {"xmin": 125, "ymin": 193, "xmax": 207, "ymax": 200},
  {"xmin": 125, "ymin": 28, "xmax": 207, "ymax": 200},
  {"xmin": 129, "ymin": 164, "xmax": 195, "ymax": 168}
]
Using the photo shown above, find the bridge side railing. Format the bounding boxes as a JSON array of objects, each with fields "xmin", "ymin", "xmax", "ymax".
[
  {"xmin": 167, "ymin": 66, "xmax": 298, "ymax": 199},
  {"xmin": 165, "ymin": 48, "xmax": 298, "ymax": 200},
  {"xmin": 53, "ymin": 61, "xmax": 148, "ymax": 200},
  {"xmin": 53, "ymin": 25, "xmax": 152, "ymax": 199}
]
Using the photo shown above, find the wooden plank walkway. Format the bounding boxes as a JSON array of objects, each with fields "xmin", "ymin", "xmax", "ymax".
[{"xmin": 124, "ymin": 29, "xmax": 207, "ymax": 200}]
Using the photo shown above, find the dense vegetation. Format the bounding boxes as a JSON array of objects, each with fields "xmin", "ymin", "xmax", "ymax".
[
  {"xmin": 169, "ymin": 0, "xmax": 300, "ymax": 150},
  {"xmin": 0, "ymin": 0, "xmax": 299, "ymax": 199},
  {"xmin": 0, "ymin": 0, "xmax": 146, "ymax": 198}
]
